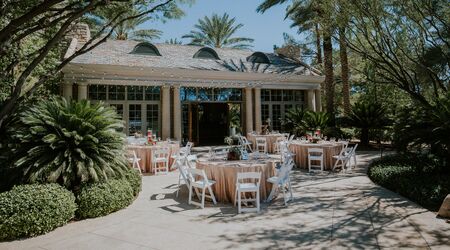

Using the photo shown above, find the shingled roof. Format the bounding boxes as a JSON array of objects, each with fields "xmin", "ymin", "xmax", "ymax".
[{"xmin": 70, "ymin": 40, "xmax": 321, "ymax": 76}]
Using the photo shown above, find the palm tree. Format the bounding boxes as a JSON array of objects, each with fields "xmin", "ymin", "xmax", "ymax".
[
  {"xmin": 182, "ymin": 13, "xmax": 254, "ymax": 49},
  {"xmin": 344, "ymin": 101, "xmax": 389, "ymax": 146},
  {"xmin": 258, "ymin": 0, "xmax": 336, "ymax": 124},
  {"xmin": 86, "ymin": 6, "xmax": 162, "ymax": 42},
  {"xmin": 7, "ymin": 98, "xmax": 128, "ymax": 190}
]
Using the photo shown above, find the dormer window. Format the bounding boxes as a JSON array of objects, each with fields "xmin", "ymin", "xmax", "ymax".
[
  {"xmin": 193, "ymin": 47, "xmax": 220, "ymax": 60},
  {"xmin": 131, "ymin": 42, "xmax": 161, "ymax": 56},
  {"xmin": 247, "ymin": 52, "xmax": 270, "ymax": 64}
]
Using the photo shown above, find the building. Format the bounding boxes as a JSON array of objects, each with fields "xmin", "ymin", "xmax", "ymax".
[{"xmin": 62, "ymin": 24, "xmax": 323, "ymax": 145}]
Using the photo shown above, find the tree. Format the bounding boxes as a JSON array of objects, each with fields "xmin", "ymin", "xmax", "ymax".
[
  {"xmin": 0, "ymin": 0, "xmax": 185, "ymax": 129},
  {"xmin": 165, "ymin": 38, "xmax": 183, "ymax": 44},
  {"xmin": 257, "ymin": 0, "xmax": 336, "ymax": 124},
  {"xmin": 87, "ymin": 6, "xmax": 166, "ymax": 42},
  {"xmin": 343, "ymin": 0, "xmax": 449, "ymax": 108},
  {"xmin": 182, "ymin": 13, "xmax": 254, "ymax": 49}
]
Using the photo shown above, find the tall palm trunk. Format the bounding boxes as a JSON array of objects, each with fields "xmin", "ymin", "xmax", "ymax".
[
  {"xmin": 323, "ymin": 33, "xmax": 335, "ymax": 125},
  {"xmin": 315, "ymin": 23, "xmax": 322, "ymax": 64},
  {"xmin": 339, "ymin": 27, "xmax": 351, "ymax": 115}
]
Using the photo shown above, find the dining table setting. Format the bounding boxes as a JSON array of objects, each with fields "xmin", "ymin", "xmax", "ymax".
[
  {"xmin": 196, "ymin": 152, "xmax": 279, "ymax": 204},
  {"xmin": 246, "ymin": 132, "xmax": 287, "ymax": 153},
  {"xmin": 126, "ymin": 136, "xmax": 180, "ymax": 173},
  {"xmin": 289, "ymin": 140, "xmax": 345, "ymax": 170}
]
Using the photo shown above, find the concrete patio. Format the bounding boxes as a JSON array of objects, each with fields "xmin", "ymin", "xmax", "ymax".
[{"xmin": 1, "ymin": 152, "xmax": 449, "ymax": 250}]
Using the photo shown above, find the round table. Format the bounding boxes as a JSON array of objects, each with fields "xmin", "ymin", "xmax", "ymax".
[
  {"xmin": 289, "ymin": 141, "xmax": 344, "ymax": 170},
  {"xmin": 196, "ymin": 158, "xmax": 277, "ymax": 204},
  {"xmin": 127, "ymin": 142, "xmax": 180, "ymax": 173},
  {"xmin": 247, "ymin": 133, "xmax": 286, "ymax": 153}
]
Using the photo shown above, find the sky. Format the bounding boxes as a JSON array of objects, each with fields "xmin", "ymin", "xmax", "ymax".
[{"xmin": 142, "ymin": 0, "xmax": 298, "ymax": 52}]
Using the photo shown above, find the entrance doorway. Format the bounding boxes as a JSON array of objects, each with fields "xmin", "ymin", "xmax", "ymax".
[{"xmin": 185, "ymin": 103, "xmax": 240, "ymax": 146}]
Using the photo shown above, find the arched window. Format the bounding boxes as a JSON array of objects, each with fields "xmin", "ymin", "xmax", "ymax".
[
  {"xmin": 131, "ymin": 42, "xmax": 161, "ymax": 56},
  {"xmin": 193, "ymin": 47, "xmax": 220, "ymax": 60},
  {"xmin": 247, "ymin": 52, "xmax": 270, "ymax": 64}
]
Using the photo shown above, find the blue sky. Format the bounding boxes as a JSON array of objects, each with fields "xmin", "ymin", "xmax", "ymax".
[{"xmin": 144, "ymin": 0, "xmax": 298, "ymax": 52}]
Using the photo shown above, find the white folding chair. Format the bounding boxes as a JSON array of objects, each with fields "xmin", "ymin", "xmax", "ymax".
[
  {"xmin": 255, "ymin": 137, "xmax": 267, "ymax": 154},
  {"xmin": 332, "ymin": 146, "xmax": 353, "ymax": 172},
  {"xmin": 176, "ymin": 154, "xmax": 200, "ymax": 198},
  {"xmin": 308, "ymin": 148, "xmax": 324, "ymax": 172},
  {"xmin": 273, "ymin": 137, "xmax": 286, "ymax": 154},
  {"xmin": 152, "ymin": 147, "xmax": 170, "ymax": 175},
  {"xmin": 234, "ymin": 172, "xmax": 261, "ymax": 213},
  {"xmin": 239, "ymin": 136, "xmax": 253, "ymax": 152},
  {"xmin": 187, "ymin": 168, "xmax": 217, "ymax": 209},
  {"xmin": 347, "ymin": 144, "xmax": 358, "ymax": 169},
  {"xmin": 127, "ymin": 150, "xmax": 142, "ymax": 175},
  {"xmin": 267, "ymin": 158, "xmax": 294, "ymax": 206}
]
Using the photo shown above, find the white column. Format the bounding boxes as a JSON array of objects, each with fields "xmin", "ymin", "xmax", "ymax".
[
  {"xmin": 245, "ymin": 87, "xmax": 253, "ymax": 133},
  {"xmin": 78, "ymin": 83, "xmax": 88, "ymax": 100},
  {"xmin": 161, "ymin": 86, "xmax": 171, "ymax": 140},
  {"xmin": 315, "ymin": 89, "xmax": 322, "ymax": 112},
  {"xmin": 62, "ymin": 83, "xmax": 73, "ymax": 100},
  {"xmin": 173, "ymin": 86, "xmax": 182, "ymax": 141},
  {"xmin": 254, "ymin": 88, "xmax": 262, "ymax": 133},
  {"xmin": 307, "ymin": 89, "xmax": 316, "ymax": 112}
]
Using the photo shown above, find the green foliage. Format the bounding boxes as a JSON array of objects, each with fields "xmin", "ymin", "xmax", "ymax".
[
  {"xmin": 182, "ymin": 13, "xmax": 254, "ymax": 49},
  {"xmin": 368, "ymin": 153, "xmax": 449, "ymax": 210},
  {"xmin": 76, "ymin": 179, "xmax": 134, "ymax": 219},
  {"xmin": 0, "ymin": 184, "xmax": 77, "ymax": 241},
  {"xmin": 282, "ymin": 107, "xmax": 330, "ymax": 135},
  {"xmin": 344, "ymin": 101, "xmax": 389, "ymax": 145},
  {"xmin": 393, "ymin": 93, "xmax": 450, "ymax": 161},
  {"xmin": 121, "ymin": 168, "xmax": 142, "ymax": 197},
  {"xmin": 6, "ymin": 97, "xmax": 128, "ymax": 190}
]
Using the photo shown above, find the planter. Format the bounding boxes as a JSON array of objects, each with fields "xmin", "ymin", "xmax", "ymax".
[
  {"xmin": 229, "ymin": 127, "xmax": 236, "ymax": 136},
  {"xmin": 227, "ymin": 151, "xmax": 239, "ymax": 161}
]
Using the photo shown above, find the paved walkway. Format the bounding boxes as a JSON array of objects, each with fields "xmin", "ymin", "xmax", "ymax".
[{"xmin": 1, "ymin": 152, "xmax": 449, "ymax": 249}]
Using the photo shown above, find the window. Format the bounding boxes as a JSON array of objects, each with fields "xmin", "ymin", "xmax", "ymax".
[
  {"xmin": 198, "ymin": 88, "xmax": 213, "ymax": 101},
  {"xmin": 193, "ymin": 47, "xmax": 220, "ymax": 60},
  {"xmin": 88, "ymin": 85, "xmax": 106, "ymax": 100},
  {"xmin": 110, "ymin": 104, "xmax": 124, "ymax": 118},
  {"xmin": 180, "ymin": 87, "xmax": 197, "ymax": 101},
  {"xmin": 145, "ymin": 86, "xmax": 160, "ymax": 101},
  {"xmin": 127, "ymin": 86, "xmax": 143, "ymax": 100},
  {"xmin": 146, "ymin": 104, "xmax": 159, "ymax": 136},
  {"xmin": 247, "ymin": 52, "xmax": 270, "ymax": 64},
  {"xmin": 131, "ymin": 43, "xmax": 161, "ymax": 56},
  {"xmin": 108, "ymin": 85, "xmax": 125, "ymax": 100},
  {"xmin": 128, "ymin": 104, "xmax": 142, "ymax": 134},
  {"xmin": 260, "ymin": 89, "xmax": 305, "ymax": 132},
  {"xmin": 261, "ymin": 89, "xmax": 271, "ymax": 102},
  {"xmin": 271, "ymin": 90, "xmax": 282, "ymax": 101}
]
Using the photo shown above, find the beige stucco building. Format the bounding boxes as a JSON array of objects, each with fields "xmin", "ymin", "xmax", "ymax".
[{"xmin": 62, "ymin": 24, "xmax": 323, "ymax": 145}]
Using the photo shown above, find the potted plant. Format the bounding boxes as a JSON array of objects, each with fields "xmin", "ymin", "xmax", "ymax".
[{"xmin": 224, "ymin": 136, "xmax": 241, "ymax": 160}]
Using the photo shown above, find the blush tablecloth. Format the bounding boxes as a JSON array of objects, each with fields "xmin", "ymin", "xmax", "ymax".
[
  {"xmin": 289, "ymin": 142, "xmax": 344, "ymax": 170},
  {"xmin": 196, "ymin": 159, "xmax": 277, "ymax": 204},
  {"xmin": 127, "ymin": 143, "xmax": 180, "ymax": 173},
  {"xmin": 247, "ymin": 133, "xmax": 286, "ymax": 153}
]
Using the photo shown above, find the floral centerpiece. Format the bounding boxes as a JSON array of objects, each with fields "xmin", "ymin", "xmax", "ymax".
[{"xmin": 224, "ymin": 136, "xmax": 243, "ymax": 160}]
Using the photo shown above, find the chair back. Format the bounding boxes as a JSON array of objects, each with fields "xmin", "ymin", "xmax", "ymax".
[
  {"xmin": 288, "ymin": 134, "xmax": 295, "ymax": 142},
  {"xmin": 153, "ymin": 147, "xmax": 170, "ymax": 159},
  {"xmin": 187, "ymin": 168, "xmax": 208, "ymax": 183},
  {"xmin": 236, "ymin": 172, "xmax": 261, "ymax": 188},
  {"xmin": 308, "ymin": 147, "xmax": 324, "ymax": 155},
  {"xmin": 127, "ymin": 149, "xmax": 138, "ymax": 160}
]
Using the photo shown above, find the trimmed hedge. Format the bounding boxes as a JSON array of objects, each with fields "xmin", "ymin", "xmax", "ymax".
[
  {"xmin": 122, "ymin": 168, "xmax": 142, "ymax": 197},
  {"xmin": 368, "ymin": 153, "xmax": 450, "ymax": 210},
  {"xmin": 0, "ymin": 184, "xmax": 77, "ymax": 241},
  {"xmin": 76, "ymin": 179, "xmax": 134, "ymax": 219}
]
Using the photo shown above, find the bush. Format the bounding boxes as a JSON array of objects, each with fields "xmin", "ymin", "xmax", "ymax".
[
  {"xmin": 76, "ymin": 179, "xmax": 134, "ymax": 219},
  {"xmin": 368, "ymin": 153, "xmax": 450, "ymax": 210},
  {"xmin": 5, "ymin": 97, "xmax": 128, "ymax": 190},
  {"xmin": 121, "ymin": 168, "xmax": 142, "ymax": 197},
  {"xmin": 0, "ymin": 184, "xmax": 77, "ymax": 241}
]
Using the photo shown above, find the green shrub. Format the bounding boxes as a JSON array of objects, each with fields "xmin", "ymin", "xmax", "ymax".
[
  {"xmin": 368, "ymin": 153, "xmax": 450, "ymax": 210},
  {"xmin": 76, "ymin": 179, "xmax": 134, "ymax": 219},
  {"xmin": 6, "ymin": 97, "xmax": 128, "ymax": 190},
  {"xmin": 0, "ymin": 184, "xmax": 77, "ymax": 241},
  {"xmin": 121, "ymin": 168, "xmax": 142, "ymax": 197}
]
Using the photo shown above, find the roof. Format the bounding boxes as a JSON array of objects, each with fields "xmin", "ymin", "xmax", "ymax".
[{"xmin": 69, "ymin": 40, "xmax": 321, "ymax": 76}]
